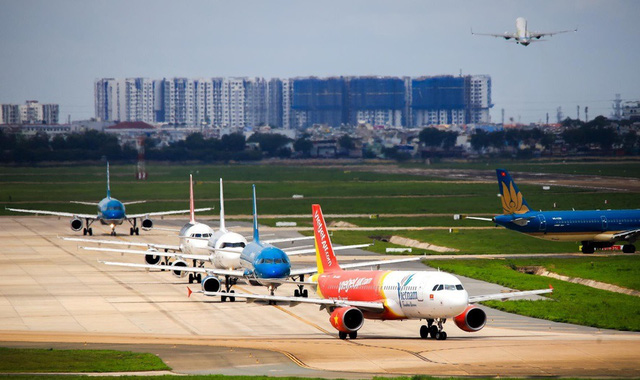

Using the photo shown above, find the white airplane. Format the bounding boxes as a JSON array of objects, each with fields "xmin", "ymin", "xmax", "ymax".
[
  {"xmin": 189, "ymin": 204, "xmax": 553, "ymax": 340},
  {"xmin": 472, "ymin": 17, "xmax": 577, "ymax": 46}
]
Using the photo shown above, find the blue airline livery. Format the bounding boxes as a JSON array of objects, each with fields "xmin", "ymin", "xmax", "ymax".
[
  {"xmin": 7, "ymin": 162, "xmax": 211, "ymax": 236},
  {"xmin": 464, "ymin": 169, "xmax": 640, "ymax": 253}
]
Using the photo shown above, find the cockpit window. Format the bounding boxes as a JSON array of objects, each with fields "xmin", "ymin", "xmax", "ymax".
[
  {"xmin": 432, "ymin": 285, "xmax": 439, "ymax": 291},
  {"xmin": 445, "ymin": 285, "xmax": 456, "ymax": 291},
  {"xmin": 456, "ymin": 284, "xmax": 464, "ymax": 290},
  {"xmin": 437, "ymin": 284, "xmax": 444, "ymax": 291},
  {"xmin": 221, "ymin": 242, "xmax": 246, "ymax": 248}
]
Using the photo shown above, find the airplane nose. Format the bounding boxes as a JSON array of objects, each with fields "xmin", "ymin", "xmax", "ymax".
[{"xmin": 256, "ymin": 263, "xmax": 290, "ymax": 279}]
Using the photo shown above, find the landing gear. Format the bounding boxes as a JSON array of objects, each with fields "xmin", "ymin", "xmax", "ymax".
[
  {"xmin": 110, "ymin": 230, "xmax": 116, "ymax": 236},
  {"xmin": 581, "ymin": 242, "xmax": 595, "ymax": 254},
  {"xmin": 420, "ymin": 318, "xmax": 447, "ymax": 340},
  {"xmin": 82, "ymin": 219, "xmax": 94, "ymax": 236},
  {"xmin": 293, "ymin": 275, "xmax": 309, "ymax": 297},
  {"xmin": 338, "ymin": 331, "xmax": 357, "ymax": 340},
  {"xmin": 188, "ymin": 273, "xmax": 203, "ymax": 284},
  {"xmin": 219, "ymin": 275, "xmax": 237, "ymax": 302},
  {"xmin": 129, "ymin": 220, "xmax": 140, "ymax": 235},
  {"xmin": 623, "ymin": 244, "xmax": 636, "ymax": 253},
  {"xmin": 349, "ymin": 331, "xmax": 357, "ymax": 339},
  {"xmin": 339, "ymin": 331, "xmax": 347, "ymax": 340}
]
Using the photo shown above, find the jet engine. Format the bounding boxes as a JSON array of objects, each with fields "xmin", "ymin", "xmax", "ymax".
[
  {"xmin": 70, "ymin": 218, "xmax": 83, "ymax": 231},
  {"xmin": 171, "ymin": 259, "xmax": 188, "ymax": 278},
  {"xmin": 329, "ymin": 307, "xmax": 364, "ymax": 333},
  {"xmin": 201, "ymin": 276, "xmax": 221, "ymax": 292},
  {"xmin": 145, "ymin": 253, "xmax": 161, "ymax": 265},
  {"xmin": 454, "ymin": 305, "xmax": 486, "ymax": 332},
  {"xmin": 141, "ymin": 218, "xmax": 153, "ymax": 229}
]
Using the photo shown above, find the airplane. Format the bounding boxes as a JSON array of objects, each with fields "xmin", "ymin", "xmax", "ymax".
[
  {"xmin": 471, "ymin": 17, "xmax": 577, "ymax": 46},
  {"xmin": 188, "ymin": 204, "xmax": 553, "ymax": 340},
  {"xmin": 99, "ymin": 184, "xmax": 382, "ymax": 299},
  {"xmin": 7, "ymin": 162, "xmax": 211, "ymax": 236},
  {"xmin": 458, "ymin": 169, "xmax": 640, "ymax": 254}
]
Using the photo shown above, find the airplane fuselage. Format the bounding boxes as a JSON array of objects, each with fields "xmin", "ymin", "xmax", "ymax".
[
  {"xmin": 208, "ymin": 230, "xmax": 247, "ymax": 269},
  {"xmin": 97, "ymin": 197, "xmax": 126, "ymax": 226},
  {"xmin": 240, "ymin": 241, "xmax": 291, "ymax": 281},
  {"xmin": 494, "ymin": 209, "xmax": 640, "ymax": 242},
  {"xmin": 178, "ymin": 222, "xmax": 214, "ymax": 255},
  {"xmin": 515, "ymin": 17, "xmax": 530, "ymax": 45},
  {"xmin": 315, "ymin": 270, "xmax": 468, "ymax": 320}
]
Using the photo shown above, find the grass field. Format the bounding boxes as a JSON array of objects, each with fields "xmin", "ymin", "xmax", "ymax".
[
  {"xmin": 0, "ymin": 347, "xmax": 170, "ymax": 373},
  {"xmin": 426, "ymin": 258, "xmax": 640, "ymax": 331}
]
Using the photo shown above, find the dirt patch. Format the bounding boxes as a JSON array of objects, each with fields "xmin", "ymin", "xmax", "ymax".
[
  {"xmin": 328, "ymin": 220, "xmax": 358, "ymax": 228},
  {"xmin": 517, "ymin": 266, "xmax": 640, "ymax": 297},
  {"xmin": 389, "ymin": 235, "xmax": 458, "ymax": 253}
]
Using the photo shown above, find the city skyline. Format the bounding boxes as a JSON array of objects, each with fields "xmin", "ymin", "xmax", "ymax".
[{"xmin": 1, "ymin": 0, "xmax": 639, "ymax": 124}]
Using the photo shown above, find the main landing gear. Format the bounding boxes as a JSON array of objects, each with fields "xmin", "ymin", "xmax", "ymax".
[
  {"xmin": 623, "ymin": 244, "xmax": 636, "ymax": 254},
  {"xmin": 338, "ymin": 331, "xmax": 358, "ymax": 340},
  {"xmin": 129, "ymin": 219, "xmax": 140, "ymax": 235},
  {"xmin": 220, "ymin": 275, "xmax": 237, "ymax": 303},
  {"xmin": 420, "ymin": 319, "xmax": 447, "ymax": 340},
  {"xmin": 188, "ymin": 260, "xmax": 204, "ymax": 284},
  {"xmin": 293, "ymin": 275, "xmax": 309, "ymax": 298},
  {"xmin": 82, "ymin": 218, "xmax": 94, "ymax": 236}
]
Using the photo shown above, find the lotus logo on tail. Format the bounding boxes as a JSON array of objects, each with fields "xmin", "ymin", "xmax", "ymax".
[{"xmin": 501, "ymin": 182, "xmax": 529, "ymax": 214}]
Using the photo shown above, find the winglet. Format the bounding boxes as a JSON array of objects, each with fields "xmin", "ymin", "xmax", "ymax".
[
  {"xmin": 187, "ymin": 286, "xmax": 193, "ymax": 298},
  {"xmin": 189, "ymin": 175, "xmax": 196, "ymax": 223},
  {"xmin": 106, "ymin": 161, "xmax": 111, "ymax": 198},
  {"xmin": 219, "ymin": 178, "xmax": 226, "ymax": 231},
  {"xmin": 549, "ymin": 284, "xmax": 554, "ymax": 290},
  {"xmin": 312, "ymin": 204, "xmax": 341, "ymax": 274},
  {"xmin": 496, "ymin": 169, "xmax": 531, "ymax": 215},
  {"xmin": 252, "ymin": 184, "xmax": 259, "ymax": 243}
]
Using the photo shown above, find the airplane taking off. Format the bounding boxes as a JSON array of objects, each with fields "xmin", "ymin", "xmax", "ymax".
[
  {"xmin": 101, "ymin": 184, "xmax": 402, "ymax": 300},
  {"xmin": 472, "ymin": 17, "xmax": 576, "ymax": 46},
  {"xmin": 7, "ymin": 163, "xmax": 211, "ymax": 236},
  {"xmin": 189, "ymin": 204, "xmax": 553, "ymax": 340},
  {"xmin": 460, "ymin": 169, "xmax": 640, "ymax": 254}
]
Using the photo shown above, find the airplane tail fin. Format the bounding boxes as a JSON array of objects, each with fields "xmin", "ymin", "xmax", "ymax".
[
  {"xmin": 312, "ymin": 204, "xmax": 341, "ymax": 274},
  {"xmin": 252, "ymin": 184, "xmax": 259, "ymax": 243},
  {"xmin": 496, "ymin": 169, "xmax": 531, "ymax": 214},
  {"xmin": 106, "ymin": 161, "xmax": 111, "ymax": 198},
  {"xmin": 189, "ymin": 174, "xmax": 196, "ymax": 223},
  {"xmin": 219, "ymin": 178, "xmax": 226, "ymax": 231}
]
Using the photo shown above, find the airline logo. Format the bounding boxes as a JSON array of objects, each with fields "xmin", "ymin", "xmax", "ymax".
[
  {"xmin": 338, "ymin": 277, "xmax": 373, "ymax": 293},
  {"xmin": 397, "ymin": 273, "xmax": 418, "ymax": 305},
  {"xmin": 501, "ymin": 181, "xmax": 529, "ymax": 214},
  {"xmin": 313, "ymin": 206, "xmax": 333, "ymax": 269}
]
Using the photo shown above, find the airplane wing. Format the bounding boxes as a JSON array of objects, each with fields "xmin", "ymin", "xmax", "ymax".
[
  {"xmin": 612, "ymin": 228, "xmax": 640, "ymax": 241},
  {"xmin": 81, "ymin": 246, "xmax": 211, "ymax": 262},
  {"xmin": 529, "ymin": 28, "xmax": 577, "ymax": 39},
  {"xmin": 127, "ymin": 207, "xmax": 213, "ymax": 219},
  {"xmin": 6, "ymin": 207, "xmax": 96, "ymax": 219},
  {"xmin": 262, "ymin": 236, "xmax": 315, "ymax": 244},
  {"xmin": 471, "ymin": 29, "xmax": 518, "ymax": 40},
  {"xmin": 100, "ymin": 260, "xmax": 243, "ymax": 277},
  {"xmin": 289, "ymin": 256, "xmax": 424, "ymax": 277},
  {"xmin": 189, "ymin": 288, "xmax": 385, "ymax": 311},
  {"xmin": 61, "ymin": 236, "xmax": 181, "ymax": 252},
  {"xmin": 122, "ymin": 200, "xmax": 147, "ymax": 205},
  {"xmin": 70, "ymin": 201, "xmax": 100, "ymax": 206},
  {"xmin": 285, "ymin": 243, "xmax": 373, "ymax": 256},
  {"xmin": 469, "ymin": 286, "xmax": 553, "ymax": 303}
]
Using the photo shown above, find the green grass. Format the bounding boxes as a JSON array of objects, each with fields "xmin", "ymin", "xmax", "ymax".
[
  {"xmin": 0, "ymin": 347, "xmax": 170, "ymax": 373},
  {"xmin": 425, "ymin": 258, "xmax": 640, "ymax": 331}
]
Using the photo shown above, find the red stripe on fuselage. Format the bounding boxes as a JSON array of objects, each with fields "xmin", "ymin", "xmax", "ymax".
[{"xmin": 318, "ymin": 270, "xmax": 388, "ymax": 302}]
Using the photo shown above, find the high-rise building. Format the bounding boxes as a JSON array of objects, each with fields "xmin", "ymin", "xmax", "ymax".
[
  {"xmin": 221, "ymin": 78, "xmax": 246, "ymax": 130},
  {"xmin": 348, "ymin": 77, "xmax": 405, "ymax": 127},
  {"xmin": 245, "ymin": 77, "xmax": 268, "ymax": 128},
  {"xmin": 291, "ymin": 77, "xmax": 347, "ymax": 129},
  {"xmin": 1, "ymin": 101, "xmax": 59, "ymax": 124}
]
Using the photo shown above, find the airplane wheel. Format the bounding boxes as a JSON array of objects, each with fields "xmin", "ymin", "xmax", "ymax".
[
  {"xmin": 221, "ymin": 294, "xmax": 227, "ymax": 302},
  {"xmin": 83, "ymin": 228, "xmax": 87, "ymax": 236},
  {"xmin": 294, "ymin": 289, "xmax": 300, "ymax": 297},
  {"xmin": 429, "ymin": 325, "xmax": 438, "ymax": 339},
  {"xmin": 188, "ymin": 273, "xmax": 194, "ymax": 284},
  {"xmin": 88, "ymin": 228, "xmax": 93, "ymax": 236},
  {"xmin": 130, "ymin": 227, "xmax": 134, "ymax": 235},
  {"xmin": 581, "ymin": 243, "xmax": 594, "ymax": 254},
  {"xmin": 623, "ymin": 244, "xmax": 636, "ymax": 253},
  {"xmin": 302, "ymin": 289, "xmax": 309, "ymax": 298},
  {"xmin": 440, "ymin": 331, "xmax": 447, "ymax": 340},
  {"xmin": 135, "ymin": 227, "xmax": 140, "ymax": 235},
  {"xmin": 338, "ymin": 332, "xmax": 347, "ymax": 340},
  {"xmin": 349, "ymin": 331, "xmax": 357, "ymax": 340},
  {"xmin": 434, "ymin": 331, "xmax": 442, "ymax": 340},
  {"xmin": 196, "ymin": 274, "xmax": 202, "ymax": 283},
  {"xmin": 229, "ymin": 290, "xmax": 236, "ymax": 302},
  {"xmin": 111, "ymin": 230, "xmax": 116, "ymax": 236},
  {"xmin": 420, "ymin": 325, "xmax": 429, "ymax": 339}
]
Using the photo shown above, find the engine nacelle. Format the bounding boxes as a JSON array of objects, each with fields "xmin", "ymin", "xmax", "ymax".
[
  {"xmin": 171, "ymin": 259, "xmax": 188, "ymax": 278},
  {"xmin": 454, "ymin": 305, "xmax": 487, "ymax": 332},
  {"xmin": 70, "ymin": 218, "xmax": 83, "ymax": 231},
  {"xmin": 141, "ymin": 218, "xmax": 153, "ymax": 229},
  {"xmin": 329, "ymin": 307, "xmax": 364, "ymax": 333},
  {"xmin": 201, "ymin": 276, "xmax": 221, "ymax": 292},
  {"xmin": 145, "ymin": 254, "xmax": 161, "ymax": 265}
]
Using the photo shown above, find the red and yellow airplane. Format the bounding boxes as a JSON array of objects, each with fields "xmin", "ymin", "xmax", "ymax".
[{"xmin": 190, "ymin": 204, "xmax": 552, "ymax": 340}]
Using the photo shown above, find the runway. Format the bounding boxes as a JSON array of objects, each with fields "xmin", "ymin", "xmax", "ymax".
[{"xmin": 1, "ymin": 216, "xmax": 639, "ymax": 378}]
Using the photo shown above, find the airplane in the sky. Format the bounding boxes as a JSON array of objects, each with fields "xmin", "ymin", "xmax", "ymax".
[
  {"xmin": 188, "ymin": 204, "xmax": 553, "ymax": 340},
  {"xmin": 472, "ymin": 17, "xmax": 577, "ymax": 46},
  {"xmin": 100, "ymin": 184, "xmax": 383, "ymax": 300},
  {"xmin": 458, "ymin": 169, "xmax": 640, "ymax": 254},
  {"xmin": 7, "ymin": 163, "xmax": 211, "ymax": 236}
]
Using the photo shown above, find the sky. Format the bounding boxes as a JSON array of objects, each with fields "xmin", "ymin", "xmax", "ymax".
[{"xmin": 1, "ymin": 0, "xmax": 639, "ymax": 124}]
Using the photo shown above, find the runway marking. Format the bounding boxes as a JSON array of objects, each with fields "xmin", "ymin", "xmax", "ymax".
[{"xmin": 13, "ymin": 219, "xmax": 200, "ymax": 336}]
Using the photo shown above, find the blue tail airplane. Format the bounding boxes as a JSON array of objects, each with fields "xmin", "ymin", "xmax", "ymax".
[
  {"xmin": 7, "ymin": 162, "xmax": 211, "ymax": 236},
  {"xmin": 460, "ymin": 169, "xmax": 640, "ymax": 254}
]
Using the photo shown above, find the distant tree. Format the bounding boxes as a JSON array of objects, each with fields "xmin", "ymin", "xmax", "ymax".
[
  {"xmin": 220, "ymin": 133, "xmax": 246, "ymax": 152},
  {"xmin": 293, "ymin": 137, "xmax": 313, "ymax": 157},
  {"xmin": 419, "ymin": 128, "xmax": 457, "ymax": 149},
  {"xmin": 248, "ymin": 133, "xmax": 291, "ymax": 156},
  {"xmin": 338, "ymin": 134, "xmax": 355, "ymax": 150}
]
